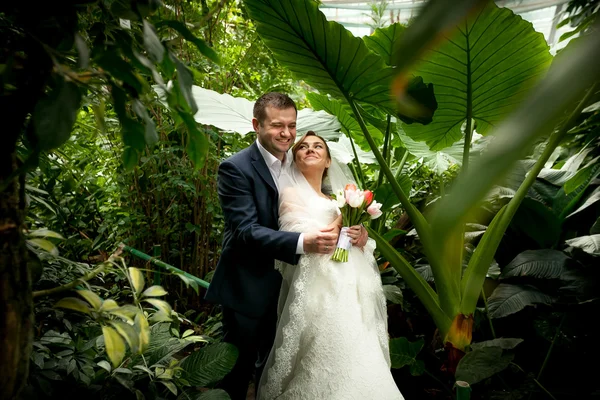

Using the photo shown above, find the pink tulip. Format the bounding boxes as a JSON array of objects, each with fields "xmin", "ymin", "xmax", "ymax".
[{"xmin": 366, "ymin": 201, "xmax": 383, "ymax": 219}]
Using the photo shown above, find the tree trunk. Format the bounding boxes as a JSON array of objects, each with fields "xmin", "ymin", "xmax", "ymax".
[{"xmin": 0, "ymin": 152, "xmax": 33, "ymax": 400}]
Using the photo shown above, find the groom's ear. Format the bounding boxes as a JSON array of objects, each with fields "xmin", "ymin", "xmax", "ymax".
[{"xmin": 252, "ymin": 117, "xmax": 261, "ymax": 132}]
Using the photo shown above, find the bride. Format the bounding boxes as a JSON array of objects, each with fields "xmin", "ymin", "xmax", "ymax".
[{"xmin": 257, "ymin": 132, "xmax": 404, "ymax": 400}]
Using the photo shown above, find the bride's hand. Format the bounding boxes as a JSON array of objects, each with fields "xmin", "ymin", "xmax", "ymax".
[{"xmin": 347, "ymin": 225, "xmax": 368, "ymax": 248}]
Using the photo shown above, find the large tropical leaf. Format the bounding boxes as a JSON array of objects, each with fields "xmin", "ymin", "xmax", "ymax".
[
  {"xmin": 180, "ymin": 343, "xmax": 238, "ymax": 387},
  {"xmin": 566, "ymin": 185, "xmax": 600, "ymax": 218},
  {"xmin": 389, "ymin": 337, "xmax": 424, "ymax": 369},
  {"xmin": 501, "ymin": 249, "xmax": 569, "ymax": 279},
  {"xmin": 328, "ymin": 136, "xmax": 377, "ymax": 165},
  {"xmin": 244, "ymin": 0, "xmax": 395, "ymax": 110},
  {"xmin": 190, "ymin": 86, "xmax": 341, "ymax": 137},
  {"xmin": 565, "ymin": 234, "xmax": 600, "ymax": 255},
  {"xmin": 364, "ymin": 24, "xmax": 406, "ymax": 67},
  {"xmin": 487, "ymin": 283, "xmax": 554, "ymax": 319},
  {"xmin": 455, "ymin": 346, "xmax": 513, "ymax": 385},
  {"xmin": 306, "ymin": 93, "xmax": 384, "ymax": 149},
  {"xmin": 511, "ymin": 198, "xmax": 561, "ymax": 248},
  {"xmin": 403, "ymin": 1, "xmax": 552, "ymax": 150}
]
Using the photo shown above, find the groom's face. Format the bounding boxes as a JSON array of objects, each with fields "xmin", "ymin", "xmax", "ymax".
[{"xmin": 253, "ymin": 106, "xmax": 297, "ymax": 160}]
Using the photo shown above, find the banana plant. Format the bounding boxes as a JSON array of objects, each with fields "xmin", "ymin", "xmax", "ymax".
[{"xmin": 244, "ymin": 0, "xmax": 600, "ymax": 354}]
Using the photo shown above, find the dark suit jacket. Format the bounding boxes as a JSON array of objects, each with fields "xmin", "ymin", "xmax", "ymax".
[{"xmin": 205, "ymin": 142, "xmax": 300, "ymax": 318}]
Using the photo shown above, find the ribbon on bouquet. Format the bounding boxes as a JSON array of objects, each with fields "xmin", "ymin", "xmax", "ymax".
[{"xmin": 331, "ymin": 227, "xmax": 352, "ymax": 262}]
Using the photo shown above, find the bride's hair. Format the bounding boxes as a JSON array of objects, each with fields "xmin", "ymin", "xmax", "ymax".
[{"xmin": 291, "ymin": 131, "xmax": 331, "ymax": 180}]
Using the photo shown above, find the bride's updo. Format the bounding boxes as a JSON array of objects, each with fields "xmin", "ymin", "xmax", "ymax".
[{"xmin": 291, "ymin": 131, "xmax": 331, "ymax": 179}]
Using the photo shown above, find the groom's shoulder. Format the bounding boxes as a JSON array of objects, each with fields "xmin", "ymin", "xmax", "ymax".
[{"xmin": 221, "ymin": 145, "xmax": 254, "ymax": 168}]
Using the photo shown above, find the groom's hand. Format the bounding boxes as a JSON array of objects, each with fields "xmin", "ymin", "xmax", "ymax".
[{"xmin": 303, "ymin": 229, "xmax": 338, "ymax": 254}]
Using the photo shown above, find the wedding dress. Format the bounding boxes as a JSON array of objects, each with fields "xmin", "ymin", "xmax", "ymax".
[{"xmin": 257, "ymin": 163, "xmax": 404, "ymax": 400}]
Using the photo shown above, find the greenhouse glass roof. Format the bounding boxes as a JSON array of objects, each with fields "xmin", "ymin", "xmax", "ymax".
[{"xmin": 319, "ymin": 0, "xmax": 574, "ymax": 53}]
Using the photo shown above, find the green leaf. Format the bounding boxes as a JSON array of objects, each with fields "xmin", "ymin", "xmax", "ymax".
[
  {"xmin": 563, "ymin": 161, "xmax": 600, "ymax": 195},
  {"xmin": 74, "ymin": 33, "xmax": 90, "ymax": 69},
  {"xmin": 134, "ymin": 313, "xmax": 150, "ymax": 353},
  {"xmin": 122, "ymin": 147, "xmax": 140, "ymax": 171},
  {"xmin": 565, "ymin": 234, "xmax": 600, "ymax": 255},
  {"xmin": 307, "ymin": 93, "xmax": 360, "ymax": 134},
  {"xmin": 374, "ymin": 177, "xmax": 413, "ymax": 212},
  {"xmin": 129, "ymin": 267, "xmax": 145, "ymax": 295},
  {"xmin": 382, "ymin": 228, "xmax": 407, "ymax": 241},
  {"xmin": 409, "ymin": 359, "xmax": 426, "ymax": 376},
  {"xmin": 364, "ymin": 23, "xmax": 406, "ymax": 67},
  {"xmin": 389, "ymin": 337, "xmax": 424, "ymax": 369},
  {"xmin": 155, "ymin": 20, "xmax": 220, "ymax": 64},
  {"xmin": 511, "ymin": 198, "xmax": 561, "ymax": 248},
  {"xmin": 567, "ymin": 186, "xmax": 600, "ymax": 218},
  {"xmin": 97, "ymin": 360, "xmax": 112, "ymax": 373},
  {"xmin": 501, "ymin": 250, "xmax": 569, "ymax": 279},
  {"xmin": 76, "ymin": 289, "xmax": 103, "ymax": 311},
  {"xmin": 26, "ymin": 229, "xmax": 64, "ymax": 240},
  {"xmin": 382, "ymin": 285, "xmax": 403, "ymax": 305},
  {"xmin": 244, "ymin": 0, "xmax": 395, "ymax": 110},
  {"xmin": 27, "ymin": 238, "xmax": 59, "ymax": 256},
  {"xmin": 591, "ymin": 218, "xmax": 600, "ymax": 235},
  {"xmin": 176, "ymin": 273, "xmax": 200, "ymax": 294},
  {"xmin": 110, "ymin": 320, "xmax": 140, "ymax": 354},
  {"xmin": 403, "ymin": 1, "xmax": 552, "ymax": 150},
  {"xmin": 368, "ymin": 227, "xmax": 450, "ymax": 333},
  {"xmin": 189, "ymin": 389, "xmax": 231, "ymax": 400},
  {"xmin": 397, "ymin": 129, "xmax": 468, "ymax": 175},
  {"xmin": 32, "ymin": 78, "xmax": 81, "ymax": 151},
  {"xmin": 455, "ymin": 346, "xmax": 513, "ymax": 385},
  {"xmin": 100, "ymin": 299, "xmax": 119, "ymax": 311},
  {"xmin": 142, "ymin": 285, "xmax": 168, "ymax": 297},
  {"xmin": 102, "ymin": 325, "xmax": 126, "ymax": 368},
  {"xmin": 97, "ymin": 50, "xmax": 144, "ymax": 95},
  {"xmin": 108, "ymin": 304, "xmax": 139, "ymax": 323},
  {"xmin": 160, "ymin": 381, "xmax": 178, "ymax": 396},
  {"xmin": 132, "ymin": 99, "xmax": 158, "ymax": 146},
  {"xmin": 180, "ymin": 343, "xmax": 238, "ymax": 387},
  {"xmin": 175, "ymin": 58, "xmax": 198, "ymax": 115},
  {"xmin": 487, "ymin": 284, "xmax": 554, "ymax": 319},
  {"xmin": 470, "ymin": 338, "xmax": 523, "ymax": 351},
  {"xmin": 54, "ymin": 297, "xmax": 91, "ymax": 314},
  {"xmin": 144, "ymin": 298, "xmax": 172, "ymax": 315},
  {"xmin": 181, "ymin": 112, "xmax": 208, "ymax": 169},
  {"xmin": 143, "ymin": 20, "xmax": 165, "ymax": 63}
]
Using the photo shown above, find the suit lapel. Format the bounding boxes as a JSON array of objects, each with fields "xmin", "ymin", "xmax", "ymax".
[{"xmin": 250, "ymin": 142, "xmax": 278, "ymax": 195}]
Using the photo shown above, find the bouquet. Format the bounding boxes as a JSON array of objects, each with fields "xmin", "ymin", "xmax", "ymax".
[{"xmin": 331, "ymin": 183, "xmax": 383, "ymax": 262}]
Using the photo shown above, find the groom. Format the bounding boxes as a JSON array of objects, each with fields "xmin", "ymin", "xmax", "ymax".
[{"xmin": 205, "ymin": 92, "xmax": 339, "ymax": 400}]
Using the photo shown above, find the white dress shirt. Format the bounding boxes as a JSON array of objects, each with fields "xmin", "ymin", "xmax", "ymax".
[{"xmin": 256, "ymin": 139, "xmax": 305, "ymax": 254}]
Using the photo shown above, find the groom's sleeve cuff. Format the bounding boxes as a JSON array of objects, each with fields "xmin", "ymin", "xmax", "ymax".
[{"xmin": 296, "ymin": 233, "xmax": 305, "ymax": 254}]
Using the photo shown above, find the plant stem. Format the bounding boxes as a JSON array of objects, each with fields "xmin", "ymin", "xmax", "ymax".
[
  {"xmin": 394, "ymin": 149, "xmax": 409, "ymax": 181},
  {"xmin": 537, "ymin": 313, "xmax": 566, "ymax": 382},
  {"xmin": 32, "ymin": 262, "xmax": 108, "ymax": 298},
  {"xmin": 346, "ymin": 98, "xmax": 432, "ymax": 246},
  {"xmin": 512, "ymin": 362, "xmax": 558, "ymax": 400},
  {"xmin": 480, "ymin": 288, "xmax": 496, "ymax": 338},
  {"xmin": 424, "ymin": 369, "xmax": 453, "ymax": 397},
  {"xmin": 347, "ymin": 132, "xmax": 365, "ymax": 188},
  {"xmin": 377, "ymin": 114, "xmax": 393, "ymax": 188}
]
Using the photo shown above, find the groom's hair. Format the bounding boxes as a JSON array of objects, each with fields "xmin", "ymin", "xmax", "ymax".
[{"xmin": 253, "ymin": 92, "xmax": 297, "ymax": 125}]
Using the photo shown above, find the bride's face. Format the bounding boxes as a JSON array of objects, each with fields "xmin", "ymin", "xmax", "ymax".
[{"xmin": 294, "ymin": 136, "xmax": 331, "ymax": 175}]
